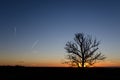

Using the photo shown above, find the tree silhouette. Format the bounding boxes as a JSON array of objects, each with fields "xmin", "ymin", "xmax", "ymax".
[{"xmin": 64, "ymin": 33, "xmax": 106, "ymax": 68}]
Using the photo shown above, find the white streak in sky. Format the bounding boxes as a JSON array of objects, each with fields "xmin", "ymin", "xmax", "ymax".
[
  {"xmin": 14, "ymin": 27, "xmax": 16, "ymax": 36},
  {"xmin": 32, "ymin": 40, "xmax": 39, "ymax": 49}
]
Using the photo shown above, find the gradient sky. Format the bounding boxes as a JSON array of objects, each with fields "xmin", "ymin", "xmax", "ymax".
[{"xmin": 0, "ymin": 0, "xmax": 120, "ymax": 67}]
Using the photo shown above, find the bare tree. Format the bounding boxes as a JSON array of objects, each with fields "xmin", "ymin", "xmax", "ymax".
[{"xmin": 64, "ymin": 33, "xmax": 106, "ymax": 68}]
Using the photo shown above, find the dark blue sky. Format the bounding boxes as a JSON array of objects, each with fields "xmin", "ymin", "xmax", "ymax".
[{"xmin": 0, "ymin": 0, "xmax": 120, "ymax": 66}]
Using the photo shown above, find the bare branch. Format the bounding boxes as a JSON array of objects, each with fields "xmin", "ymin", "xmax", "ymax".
[
  {"xmin": 85, "ymin": 48, "xmax": 98, "ymax": 59},
  {"xmin": 65, "ymin": 41, "xmax": 82, "ymax": 58}
]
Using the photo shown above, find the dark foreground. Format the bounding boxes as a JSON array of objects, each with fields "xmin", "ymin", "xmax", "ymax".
[{"xmin": 0, "ymin": 66, "xmax": 120, "ymax": 80}]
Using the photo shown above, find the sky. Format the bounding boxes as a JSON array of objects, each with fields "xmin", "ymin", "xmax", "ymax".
[{"xmin": 0, "ymin": 0, "xmax": 120, "ymax": 67}]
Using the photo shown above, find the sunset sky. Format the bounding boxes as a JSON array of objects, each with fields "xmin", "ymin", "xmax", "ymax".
[{"xmin": 0, "ymin": 0, "xmax": 120, "ymax": 67}]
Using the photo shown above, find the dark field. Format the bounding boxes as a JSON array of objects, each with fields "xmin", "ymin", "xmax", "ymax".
[{"xmin": 0, "ymin": 66, "xmax": 120, "ymax": 80}]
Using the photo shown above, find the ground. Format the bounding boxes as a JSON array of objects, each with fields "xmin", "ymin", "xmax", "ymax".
[{"xmin": 0, "ymin": 66, "xmax": 119, "ymax": 80}]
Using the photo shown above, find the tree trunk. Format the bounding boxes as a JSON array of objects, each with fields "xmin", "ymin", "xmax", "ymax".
[
  {"xmin": 82, "ymin": 54, "xmax": 84, "ymax": 68},
  {"xmin": 82, "ymin": 60, "xmax": 84, "ymax": 68},
  {"xmin": 77, "ymin": 63, "xmax": 80, "ymax": 68}
]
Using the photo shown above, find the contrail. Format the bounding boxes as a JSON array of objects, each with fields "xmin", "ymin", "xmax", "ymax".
[
  {"xmin": 14, "ymin": 27, "xmax": 16, "ymax": 36},
  {"xmin": 32, "ymin": 40, "xmax": 39, "ymax": 49}
]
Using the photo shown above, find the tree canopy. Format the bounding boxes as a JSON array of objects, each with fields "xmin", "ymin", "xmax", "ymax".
[{"xmin": 64, "ymin": 33, "xmax": 106, "ymax": 67}]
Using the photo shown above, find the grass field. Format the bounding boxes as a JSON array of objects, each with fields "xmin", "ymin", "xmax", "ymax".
[{"xmin": 0, "ymin": 66, "xmax": 120, "ymax": 80}]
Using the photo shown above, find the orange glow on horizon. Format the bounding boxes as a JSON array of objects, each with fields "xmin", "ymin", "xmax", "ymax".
[{"xmin": 0, "ymin": 60, "xmax": 120, "ymax": 67}]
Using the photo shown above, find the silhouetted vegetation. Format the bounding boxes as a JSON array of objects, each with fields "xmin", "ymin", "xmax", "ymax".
[{"xmin": 64, "ymin": 33, "xmax": 106, "ymax": 68}]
